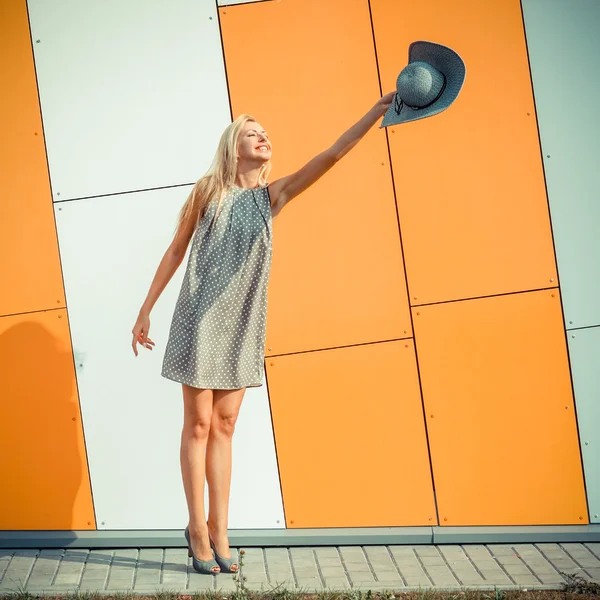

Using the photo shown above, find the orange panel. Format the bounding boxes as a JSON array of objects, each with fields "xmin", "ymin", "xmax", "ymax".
[
  {"xmin": 266, "ymin": 340, "xmax": 436, "ymax": 527},
  {"xmin": 413, "ymin": 289, "xmax": 587, "ymax": 525},
  {"xmin": 0, "ymin": 309, "xmax": 95, "ymax": 530},
  {"xmin": 0, "ymin": 0, "xmax": 65, "ymax": 316},
  {"xmin": 220, "ymin": 0, "xmax": 411, "ymax": 356},
  {"xmin": 370, "ymin": 0, "xmax": 557, "ymax": 305}
]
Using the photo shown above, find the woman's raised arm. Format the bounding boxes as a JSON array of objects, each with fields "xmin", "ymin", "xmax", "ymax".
[{"xmin": 268, "ymin": 91, "xmax": 395, "ymax": 216}]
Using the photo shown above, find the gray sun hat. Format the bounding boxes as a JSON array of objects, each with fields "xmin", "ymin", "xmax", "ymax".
[{"xmin": 380, "ymin": 40, "xmax": 466, "ymax": 127}]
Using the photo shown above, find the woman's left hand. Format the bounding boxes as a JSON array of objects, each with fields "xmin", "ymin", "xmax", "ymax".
[{"xmin": 374, "ymin": 91, "xmax": 396, "ymax": 115}]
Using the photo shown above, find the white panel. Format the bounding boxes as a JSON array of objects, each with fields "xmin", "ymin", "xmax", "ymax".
[
  {"xmin": 28, "ymin": 0, "xmax": 231, "ymax": 201},
  {"xmin": 522, "ymin": 0, "xmax": 600, "ymax": 329},
  {"xmin": 55, "ymin": 187, "xmax": 284, "ymax": 529},
  {"xmin": 568, "ymin": 325, "xmax": 600, "ymax": 523}
]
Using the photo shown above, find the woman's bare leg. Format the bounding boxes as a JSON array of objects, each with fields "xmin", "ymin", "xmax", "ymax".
[
  {"xmin": 205, "ymin": 387, "xmax": 246, "ymax": 571},
  {"xmin": 180, "ymin": 384, "xmax": 220, "ymax": 573}
]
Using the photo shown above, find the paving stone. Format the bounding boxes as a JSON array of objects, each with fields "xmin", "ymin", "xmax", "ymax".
[
  {"xmin": 26, "ymin": 552, "xmax": 60, "ymax": 591},
  {"xmin": 187, "ymin": 576, "xmax": 218, "ymax": 591},
  {"xmin": 471, "ymin": 557, "xmax": 503, "ymax": 568},
  {"xmin": 315, "ymin": 551, "xmax": 343, "ymax": 568},
  {"xmin": 291, "ymin": 556, "xmax": 317, "ymax": 565},
  {"xmin": 293, "ymin": 567, "xmax": 319, "ymax": 581},
  {"xmin": 424, "ymin": 565, "xmax": 456, "ymax": 575},
  {"xmin": 389, "ymin": 545, "xmax": 416, "ymax": 555},
  {"xmin": 264, "ymin": 548, "xmax": 290, "ymax": 561},
  {"xmin": 414, "ymin": 546, "xmax": 443, "ymax": 557},
  {"xmin": 349, "ymin": 580, "xmax": 381, "ymax": 590},
  {"xmin": 242, "ymin": 561, "xmax": 267, "ymax": 577},
  {"xmin": 403, "ymin": 576, "xmax": 433, "ymax": 587},
  {"xmin": 0, "ymin": 558, "xmax": 12, "ymax": 585},
  {"xmin": 319, "ymin": 566, "xmax": 346, "ymax": 577},
  {"xmin": 420, "ymin": 556, "xmax": 447, "ymax": 566},
  {"xmin": 321, "ymin": 576, "xmax": 350, "ymax": 589},
  {"xmin": 394, "ymin": 557, "xmax": 421, "ymax": 567},
  {"xmin": 0, "ymin": 543, "xmax": 591, "ymax": 594},
  {"xmin": 479, "ymin": 568, "xmax": 513, "ymax": 581},
  {"xmin": 560, "ymin": 543, "xmax": 600, "ymax": 568},
  {"xmin": 268, "ymin": 570, "xmax": 294, "ymax": 581},
  {"xmin": 132, "ymin": 584, "xmax": 184, "ymax": 593},
  {"xmin": 295, "ymin": 576, "xmax": 323, "ymax": 590},
  {"xmin": 487, "ymin": 545, "xmax": 519, "ymax": 556},
  {"xmin": 290, "ymin": 547, "xmax": 315, "ymax": 557},
  {"xmin": 504, "ymin": 563, "xmax": 536, "ymax": 575},
  {"xmin": 347, "ymin": 571, "xmax": 378, "ymax": 583},
  {"xmin": 268, "ymin": 575, "xmax": 295, "ymax": 587},
  {"xmin": 52, "ymin": 550, "xmax": 88, "ymax": 586},
  {"xmin": 371, "ymin": 571, "xmax": 403, "ymax": 582},
  {"xmin": 239, "ymin": 549, "xmax": 264, "ymax": 563},
  {"xmin": 536, "ymin": 543, "xmax": 569, "ymax": 556},
  {"xmin": 315, "ymin": 548, "xmax": 341, "ymax": 559},
  {"xmin": 497, "ymin": 554, "xmax": 529, "ymax": 565},
  {"xmin": 215, "ymin": 573, "xmax": 239, "ymax": 588},
  {"xmin": 586, "ymin": 566, "xmax": 600, "ymax": 579},
  {"xmin": 1, "ymin": 551, "xmax": 36, "ymax": 589},
  {"xmin": 345, "ymin": 563, "xmax": 373, "ymax": 573},
  {"xmin": 511, "ymin": 574, "xmax": 541, "ymax": 585},
  {"xmin": 390, "ymin": 548, "xmax": 421, "ymax": 565},
  {"xmin": 339, "ymin": 547, "xmax": 367, "ymax": 562}
]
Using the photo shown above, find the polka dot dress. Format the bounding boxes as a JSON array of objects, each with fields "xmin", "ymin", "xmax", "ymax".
[{"xmin": 161, "ymin": 184, "xmax": 273, "ymax": 390}]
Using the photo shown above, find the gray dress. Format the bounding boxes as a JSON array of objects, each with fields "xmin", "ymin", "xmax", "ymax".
[{"xmin": 161, "ymin": 184, "xmax": 273, "ymax": 390}]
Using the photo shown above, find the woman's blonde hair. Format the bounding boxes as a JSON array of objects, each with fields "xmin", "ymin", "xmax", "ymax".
[{"xmin": 174, "ymin": 114, "xmax": 272, "ymax": 235}]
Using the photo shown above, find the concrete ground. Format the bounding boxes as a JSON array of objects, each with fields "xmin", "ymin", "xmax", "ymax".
[{"xmin": 1, "ymin": 542, "xmax": 599, "ymax": 596}]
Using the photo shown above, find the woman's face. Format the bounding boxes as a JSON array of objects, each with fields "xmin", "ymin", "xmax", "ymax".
[{"xmin": 237, "ymin": 121, "xmax": 272, "ymax": 163}]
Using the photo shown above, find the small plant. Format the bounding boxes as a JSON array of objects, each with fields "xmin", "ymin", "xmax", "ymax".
[
  {"xmin": 559, "ymin": 570, "xmax": 600, "ymax": 596},
  {"xmin": 316, "ymin": 589, "xmax": 342, "ymax": 600},
  {"xmin": 481, "ymin": 586, "xmax": 505, "ymax": 600},
  {"xmin": 1, "ymin": 577, "xmax": 31, "ymax": 600},
  {"xmin": 230, "ymin": 548, "xmax": 250, "ymax": 600},
  {"xmin": 374, "ymin": 592, "xmax": 396, "ymax": 600},
  {"xmin": 345, "ymin": 590, "xmax": 375, "ymax": 600},
  {"xmin": 262, "ymin": 581, "xmax": 303, "ymax": 600}
]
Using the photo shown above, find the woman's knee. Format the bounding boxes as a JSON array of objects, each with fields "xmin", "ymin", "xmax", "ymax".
[
  {"xmin": 184, "ymin": 416, "xmax": 213, "ymax": 440},
  {"xmin": 210, "ymin": 412, "xmax": 237, "ymax": 438},
  {"xmin": 182, "ymin": 385, "xmax": 214, "ymax": 440}
]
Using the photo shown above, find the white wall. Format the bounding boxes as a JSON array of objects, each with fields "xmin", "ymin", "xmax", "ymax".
[{"xmin": 30, "ymin": 0, "xmax": 285, "ymax": 530}]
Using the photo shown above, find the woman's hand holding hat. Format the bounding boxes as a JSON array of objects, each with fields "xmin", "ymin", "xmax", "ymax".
[{"xmin": 374, "ymin": 91, "xmax": 396, "ymax": 117}]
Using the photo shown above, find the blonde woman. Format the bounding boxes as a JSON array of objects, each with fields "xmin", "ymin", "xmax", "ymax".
[{"xmin": 131, "ymin": 91, "xmax": 395, "ymax": 575}]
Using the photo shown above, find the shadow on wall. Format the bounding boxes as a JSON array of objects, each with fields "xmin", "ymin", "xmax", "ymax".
[{"xmin": 0, "ymin": 317, "xmax": 88, "ymax": 532}]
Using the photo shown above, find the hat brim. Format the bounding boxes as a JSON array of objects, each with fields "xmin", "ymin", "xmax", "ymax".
[{"xmin": 380, "ymin": 40, "xmax": 466, "ymax": 128}]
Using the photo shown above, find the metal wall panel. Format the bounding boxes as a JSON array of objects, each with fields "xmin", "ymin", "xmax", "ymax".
[
  {"xmin": 0, "ymin": 309, "xmax": 94, "ymax": 530},
  {"xmin": 220, "ymin": 0, "xmax": 411, "ymax": 356},
  {"xmin": 412, "ymin": 289, "xmax": 587, "ymax": 526},
  {"xmin": 0, "ymin": 0, "xmax": 65, "ymax": 317},
  {"xmin": 54, "ymin": 187, "xmax": 284, "ymax": 529},
  {"xmin": 370, "ymin": 0, "xmax": 557, "ymax": 306},
  {"xmin": 28, "ymin": 0, "xmax": 231, "ymax": 201},
  {"xmin": 568, "ymin": 326, "xmax": 600, "ymax": 523},
  {"xmin": 266, "ymin": 340, "xmax": 436, "ymax": 528},
  {"xmin": 522, "ymin": 0, "xmax": 600, "ymax": 329}
]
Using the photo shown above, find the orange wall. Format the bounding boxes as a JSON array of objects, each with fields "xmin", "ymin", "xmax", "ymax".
[
  {"xmin": 370, "ymin": 0, "xmax": 557, "ymax": 306},
  {"xmin": 0, "ymin": 0, "xmax": 94, "ymax": 530},
  {"xmin": 220, "ymin": 0, "xmax": 411, "ymax": 357},
  {"xmin": 221, "ymin": 0, "xmax": 587, "ymax": 527},
  {"xmin": 0, "ymin": 0, "xmax": 65, "ymax": 316}
]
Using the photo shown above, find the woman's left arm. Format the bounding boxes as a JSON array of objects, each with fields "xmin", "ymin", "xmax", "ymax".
[{"xmin": 269, "ymin": 91, "xmax": 395, "ymax": 216}]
